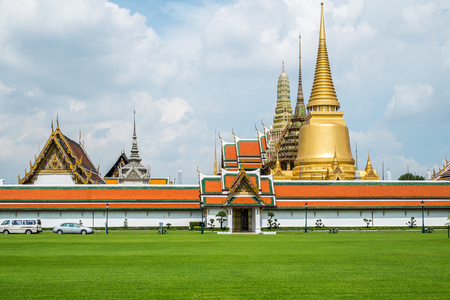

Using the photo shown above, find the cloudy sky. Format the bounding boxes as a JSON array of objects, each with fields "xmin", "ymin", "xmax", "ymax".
[{"xmin": 0, "ymin": 0, "xmax": 449, "ymax": 184}]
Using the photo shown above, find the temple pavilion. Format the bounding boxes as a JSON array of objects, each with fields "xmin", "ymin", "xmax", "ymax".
[{"xmin": 19, "ymin": 117, "xmax": 105, "ymax": 185}]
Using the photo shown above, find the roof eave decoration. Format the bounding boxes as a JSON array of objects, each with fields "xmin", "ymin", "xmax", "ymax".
[
  {"xmin": 19, "ymin": 122, "xmax": 104, "ymax": 184},
  {"xmin": 223, "ymin": 168, "xmax": 265, "ymax": 206}
]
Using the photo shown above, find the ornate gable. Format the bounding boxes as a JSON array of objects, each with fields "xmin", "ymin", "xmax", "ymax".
[
  {"xmin": 19, "ymin": 119, "xmax": 105, "ymax": 184},
  {"xmin": 432, "ymin": 158, "xmax": 450, "ymax": 181},
  {"xmin": 224, "ymin": 169, "xmax": 264, "ymax": 206}
]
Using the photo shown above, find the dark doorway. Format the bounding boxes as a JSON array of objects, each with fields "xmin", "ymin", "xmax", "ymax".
[
  {"xmin": 241, "ymin": 209, "xmax": 249, "ymax": 231},
  {"xmin": 233, "ymin": 208, "xmax": 252, "ymax": 232}
]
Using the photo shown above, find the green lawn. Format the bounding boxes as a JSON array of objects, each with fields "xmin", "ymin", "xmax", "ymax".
[{"xmin": 0, "ymin": 230, "xmax": 449, "ymax": 299}]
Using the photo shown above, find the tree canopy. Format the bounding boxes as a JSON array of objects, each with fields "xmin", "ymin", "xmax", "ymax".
[{"xmin": 398, "ymin": 173, "xmax": 424, "ymax": 180}]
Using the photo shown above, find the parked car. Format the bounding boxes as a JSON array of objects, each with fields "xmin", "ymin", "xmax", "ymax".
[
  {"xmin": 53, "ymin": 223, "xmax": 94, "ymax": 235},
  {"xmin": 1, "ymin": 219, "xmax": 42, "ymax": 234}
]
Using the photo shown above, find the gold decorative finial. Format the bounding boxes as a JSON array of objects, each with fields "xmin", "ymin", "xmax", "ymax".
[
  {"xmin": 56, "ymin": 113, "xmax": 59, "ymax": 130},
  {"xmin": 320, "ymin": 3, "xmax": 325, "ymax": 40},
  {"xmin": 213, "ymin": 130, "xmax": 218, "ymax": 176},
  {"xmin": 51, "ymin": 119, "xmax": 54, "ymax": 132},
  {"xmin": 282, "ymin": 60, "xmax": 285, "ymax": 72},
  {"xmin": 365, "ymin": 151, "xmax": 373, "ymax": 173},
  {"xmin": 307, "ymin": 2, "xmax": 340, "ymax": 111}
]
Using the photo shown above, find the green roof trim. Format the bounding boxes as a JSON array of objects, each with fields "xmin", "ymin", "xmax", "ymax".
[
  {"xmin": 0, "ymin": 185, "xmax": 199, "ymax": 190},
  {"xmin": 0, "ymin": 199, "xmax": 200, "ymax": 203},
  {"xmin": 273, "ymin": 181, "xmax": 450, "ymax": 186}
]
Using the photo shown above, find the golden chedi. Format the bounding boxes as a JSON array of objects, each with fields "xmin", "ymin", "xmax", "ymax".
[{"xmin": 293, "ymin": 3, "xmax": 355, "ymax": 180}]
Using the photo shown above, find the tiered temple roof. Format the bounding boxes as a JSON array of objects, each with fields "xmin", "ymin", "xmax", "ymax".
[
  {"xmin": 267, "ymin": 36, "xmax": 307, "ymax": 176},
  {"xmin": 19, "ymin": 118, "xmax": 104, "ymax": 185},
  {"xmin": 2, "ymin": 181, "xmax": 449, "ymax": 211},
  {"xmin": 117, "ymin": 111, "xmax": 151, "ymax": 184},
  {"xmin": 219, "ymin": 126, "xmax": 270, "ymax": 173},
  {"xmin": 104, "ymin": 152, "xmax": 128, "ymax": 184},
  {"xmin": 432, "ymin": 158, "xmax": 450, "ymax": 181},
  {"xmin": 199, "ymin": 168, "xmax": 276, "ymax": 208}
]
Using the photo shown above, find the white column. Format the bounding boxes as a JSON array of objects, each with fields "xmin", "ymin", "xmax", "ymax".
[
  {"xmin": 228, "ymin": 208, "xmax": 233, "ymax": 233},
  {"xmin": 254, "ymin": 208, "xmax": 261, "ymax": 234}
]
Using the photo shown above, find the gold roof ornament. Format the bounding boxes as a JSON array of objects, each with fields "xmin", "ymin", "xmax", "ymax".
[
  {"xmin": 213, "ymin": 131, "xmax": 218, "ymax": 176},
  {"xmin": 365, "ymin": 151, "xmax": 373, "ymax": 173},
  {"xmin": 307, "ymin": 2, "xmax": 340, "ymax": 111}
]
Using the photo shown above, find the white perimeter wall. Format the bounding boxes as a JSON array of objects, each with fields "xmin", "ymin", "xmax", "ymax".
[
  {"xmin": 0, "ymin": 210, "xmax": 202, "ymax": 228},
  {"xmin": 0, "ymin": 208, "xmax": 448, "ymax": 229},
  {"xmin": 205, "ymin": 208, "xmax": 449, "ymax": 229}
]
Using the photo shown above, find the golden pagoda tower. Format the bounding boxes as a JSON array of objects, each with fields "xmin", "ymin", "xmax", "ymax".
[{"xmin": 293, "ymin": 3, "xmax": 355, "ymax": 180}]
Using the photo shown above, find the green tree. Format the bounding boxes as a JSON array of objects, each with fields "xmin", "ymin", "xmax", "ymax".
[
  {"xmin": 215, "ymin": 211, "xmax": 227, "ymax": 230},
  {"xmin": 363, "ymin": 218, "xmax": 372, "ymax": 228},
  {"xmin": 398, "ymin": 173, "xmax": 425, "ymax": 180}
]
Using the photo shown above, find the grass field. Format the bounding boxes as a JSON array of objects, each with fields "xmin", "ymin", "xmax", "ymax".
[{"xmin": 0, "ymin": 230, "xmax": 449, "ymax": 299}]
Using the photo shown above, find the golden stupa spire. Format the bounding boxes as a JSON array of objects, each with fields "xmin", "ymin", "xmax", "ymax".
[
  {"xmin": 365, "ymin": 151, "xmax": 373, "ymax": 173},
  {"xmin": 307, "ymin": 2, "xmax": 340, "ymax": 111},
  {"xmin": 213, "ymin": 131, "xmax": 218, "ymax": 175},
  {"xmin": 292, "ymin": 3, "xmax": 355, "ymax": 181}
]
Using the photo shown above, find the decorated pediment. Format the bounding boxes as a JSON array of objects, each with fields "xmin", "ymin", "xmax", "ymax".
[
  {"xmin": 224, "ymin": 169, "xmax": 264, "ymax": 206},
  {"xmin": 19, "ymin": 118, "xmax": 105, "ymax": 184},
  {"xmin": 327, "ymin": 165, "xmax": 345, "ymax": 180}
]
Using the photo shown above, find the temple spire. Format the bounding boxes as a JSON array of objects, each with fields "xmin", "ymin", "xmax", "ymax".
[
  {"xmin": 365, "ymin": 151, "xmax": 373, "ymax": 173},
  {"xmin": 354, "ymin": 143, "xmax": 361, "ymax": 180},
  {"xmin": 307, "ymin": 2, "xmax": 340, "ymax": 111},
  {"xmin": 213, "ymin": 131, "xmax": 218, "ymax": 175},
  {"xmin": 294, "ymin": 34, "xmax": 306, "ymax": 117},
  {"xmin": 129, "ymin": 110, "xmax": 142, "ymax": 163}
]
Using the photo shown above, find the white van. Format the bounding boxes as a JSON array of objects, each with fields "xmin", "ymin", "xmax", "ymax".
[{"xmin": 1, "ymin": 219, "xmax": 42, "ymax": 234}]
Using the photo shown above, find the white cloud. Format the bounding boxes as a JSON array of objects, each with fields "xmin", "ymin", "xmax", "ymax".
[
  {"xmin": 384, "ymin": 83, "xmax": 434, "ymax": 119},
  {"xmin": 68, "ymin": 99, "xmax": 86, "ymax": 112},
  {"xmin": 0, "ymin": 81, "xmax": 15, "ymax": 94},
  {"xmin": 0, "ymin": 0, "xmax": 449, "ymax": 184},
  {"xmin": 154, "ymin": 97, "xmax": 193, "ymax": 123}
]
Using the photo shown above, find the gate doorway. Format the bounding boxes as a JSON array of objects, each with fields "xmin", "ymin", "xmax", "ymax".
[{"xmin": 233, "ymin": 208, "xmax": 252, "ymax": 232}]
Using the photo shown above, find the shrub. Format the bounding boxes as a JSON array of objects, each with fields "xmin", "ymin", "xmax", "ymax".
[
  {"xmin": 315, "ymin": 219, "xmax": 324, "ymax": 228},
  {"xmin": 363, "ymin": 218, "xmax": 371, "ymax": 228},
  {"xmin": 166, "ymin": 223, "xmax": 171, "ymax": 229},
  {"xmin": 267, "ymin": 211, "xmax": 280, "ymax": 229},
  {"xmin": 208, "ymin": 219, "xmax": 215, "ymax": 230},
  {"xmin": 406, "ymin": 217, "xmax": 416, "ymax": 228},
  {"xmin": 189, "ymin": 222, "xmax": 204, "ymax": 230},
  {"xmin": 124, "ymin": 219, "xmax": 128, "ymax": 228}
]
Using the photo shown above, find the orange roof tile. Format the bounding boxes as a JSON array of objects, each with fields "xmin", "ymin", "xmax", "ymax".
[
  {"xmin": 204, "ymin": 180, "xmax": 222, "ymax": 193},
  {"xmin": 0, "ymin": 202, "xmax": 199, "ymax": 209},
  {"xmin": 274, "ymin": 183, "xmax": 450, "ymax": 199},
  {"xmin": 0, "ymin": 187, "xmax": 199, "ymax": 201},
  {"xmin": 224, "ymin": 145, "xmax": 237, "ymax": 160},
  {"xmin": 237, "ymin": 141, "xmax": 261, "ymax": 156},
  {"xmin": 276, "ymin": 200, "xmax": 450, "ymax": 208}
]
